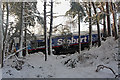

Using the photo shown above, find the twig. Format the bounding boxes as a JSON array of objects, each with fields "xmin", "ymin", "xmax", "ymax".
[{"xmin": 96, "ymin": 65, "xmax": 118, "ymax": 78}]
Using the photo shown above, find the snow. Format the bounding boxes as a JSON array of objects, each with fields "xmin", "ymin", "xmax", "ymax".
[
  {"xmin": 2, "ymin": 37, "xmax": 119, "ymax": 78},
  {"xmin": 0, "ymin": 65, "xmax": 2, "ymax": 79},
  {"xmin": 0, "ymin": 70, "xmax": 1, "ymax": 79}
]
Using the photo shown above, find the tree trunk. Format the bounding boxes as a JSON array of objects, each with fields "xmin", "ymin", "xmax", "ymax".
[
  {"xmin": 88, "ymin": 2, "xmax": 92, "ymax": 49},
  {"xmin": 3, "ymin": 3, "xmax": 9, "ymax": 63},
  {"xmin": 78, "ymin": 11, "xmax": 81, "ymax": 53},
  {"xmin": 92, "ymin": 2, "xmax": 101, "ymax": 47},
  {"xmin": 101, "ymin": 3, "xmax": 107, "ymax": 38},
  {"xmin": 0, "ymin": 1, "xmax": 3, "ymax": 68},
  {"xmin": 24, "ymin": 3, "xmax": 27, "ymax": 56},
  {"xmin": 48, "ymin": 0, "xmax": 53, "ymax": 55},
  {"xmin": 111, "ymin": 2, "xmax": 118, "ymax": 40},
  {"xmin": 24, "ymin": 17, "xmax": 27, "ymax": 56},
  {"xmin": 19, "ymin": 2, "xmax": 24, "ymax": 57},
  {"xmin": 2, "ymin": 4, "xmax": 5, "ymax": 36},
  {"xmin": 44, "ymin": 0, "xmax": 48, "ymax": 61},
  {"xmin": 8, "ymin": 39, "xmax": 14, "ymax": 53},
  {"xmin": 103, "ymin": 13, "xmax": 107, "ymax": 38},
  {"xmin": 106, "ymin": 2, "xmax": 112, "ymax": 36}
]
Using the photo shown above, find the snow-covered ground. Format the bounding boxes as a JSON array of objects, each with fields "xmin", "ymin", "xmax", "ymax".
[
  {"xmin": 2, "ymin": 37, "xmax": 119, "ymax": 78},
  {"xmin": 0, "ymin": 67, "xmax": 2, "ymax": 79}
]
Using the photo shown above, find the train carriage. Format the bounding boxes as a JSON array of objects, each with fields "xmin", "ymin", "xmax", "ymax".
[{"xmin": 28, "ymin": 33, "xmax": 98, "ymax": 55}]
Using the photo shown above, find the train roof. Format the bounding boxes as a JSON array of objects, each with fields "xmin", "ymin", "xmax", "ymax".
[{"xmin": 35, "ymin": 31, "xmax": 98, "ymax": 40}]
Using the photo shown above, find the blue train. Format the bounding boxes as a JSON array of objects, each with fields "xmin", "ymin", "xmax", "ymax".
[{"xmin": 27, "ymin": 33, "xmax": 98, "ymax": 54}]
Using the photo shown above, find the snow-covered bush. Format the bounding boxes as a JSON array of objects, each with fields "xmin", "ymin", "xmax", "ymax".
[{"xmin": 61, "ymin": 37, "xmax": 118, "ymax": 68}]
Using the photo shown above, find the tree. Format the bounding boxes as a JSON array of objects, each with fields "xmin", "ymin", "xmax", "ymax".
[
  {"xmin": 78, "ymin": 11, "xmax": 81, "ymax": 53},
  {"xmin": 92, "ymin": 2, "xmax": 101, "ymax": 47},
  {"xmin": 0, "ymin": 1, "xmax": 3, "ymax": 68},
  {"xmin": 110, "ymin": 2, "xmax": 119, "ymax": 39},
  {"xmin": 6, "ymin": 2, "xmax": 42, "ymax": 56},
  {"xmin": 66, "ymin": 2, "xmax": 86, "ymax": 53},
  {"xmin": 0, "ymin": 2, "xmax": 44, "ymax": 64},
  {"xmin": 101, "ymin": 2, "xmax": 107, "ymax": 38},
  {"xmin": 19, "ymin": 2, "xmax": 24, "ymax": 57},
  {"xmin": 24, "ymin": 9, "xmax": 27, "ymax": 56},
  {"xmin": 106, "ymin": 2, "xmax": 112, "ymax": 36},
  {"xmin": 88, "ymin": 2, "xmax": 92, "ymax": 49},
  {"xmin": 2, "ymin": 2, "xmax": 9, "ymax": 65},
  {"xmin": 44, "ymin": 0, "xmax": 48, "ymax": 61},
  {"xmin": 48, "ymin": 0, "xmax": 53, "ymax": 55}
]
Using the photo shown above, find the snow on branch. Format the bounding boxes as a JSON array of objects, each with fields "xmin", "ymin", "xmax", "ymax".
[{"xmin": 4, "ymin": 46, "xmax": 28, "ymax": 62}]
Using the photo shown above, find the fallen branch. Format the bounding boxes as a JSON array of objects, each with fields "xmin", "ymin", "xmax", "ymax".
[
  {"xmin": 96, "ymin": 65, "xmax": 118, "ymax": 78},
  {"xmin": 14, "ymin": 55, "xmax": 25, "ymax": 70},
  {"xmin": 4, "ymin": 46, "xmax": 28, "ymax": 62}
]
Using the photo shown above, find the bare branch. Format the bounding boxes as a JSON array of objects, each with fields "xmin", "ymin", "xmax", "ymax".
[{"xmin": 96, "ymin": 65, "xmax": 118, "ymax": 78}]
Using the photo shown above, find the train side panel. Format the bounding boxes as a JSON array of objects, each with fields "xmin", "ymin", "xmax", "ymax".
[{"xmin": 28, "ymin": 34, "xmax": 98, "ymax": 54}]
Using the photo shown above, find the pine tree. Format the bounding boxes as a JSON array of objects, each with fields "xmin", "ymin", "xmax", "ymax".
[
  {"xmin": 3, "ymin": 2, "xmax": 9, "ymax": 60},
  {"xmin": 44, "ymin": 0, "xmax": 48, "ymax": 61},
  {"xmin": 88, "ymin": 2, "xmax": 92, "ymax": 49},
  {"xmin": 78, "ymin": 11, "xmax": 81, "ymax": 53},
  {"xmin": 101, "ymin": 2, "xmax": 107, "ymax": 38},
  {"xmin": 48, "ymin": 0, "xmax": 53, "ymax": 55},
  {"xmin": 110, "ymin": 2, "xmax": 119, "ymax": 40},
  {"xmin": 106, "ymin": 2, "xmax": 112, "ymax": 36},
  {"xmin": 0, "ymin": 1, "xmax": 3, "ymax": 68},
  {"xmin": 66, "ymin": 2, "xmax": 86, "ymax": 53},
  {"xmin": 19, "ymin": 2, "xmax": 24, "ymax": 57},
  {"xmin": 92, "ymin": 2, "xmax": 101, "ymax": 47}
]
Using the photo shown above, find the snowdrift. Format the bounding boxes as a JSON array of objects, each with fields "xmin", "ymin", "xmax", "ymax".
[
  {"xmin": 2, "ymin": 37, "xmax": 119, "ymax": 78},
  {"xmin": 61, "ymin": 37, "xmax": 118, "ymax": 68}
]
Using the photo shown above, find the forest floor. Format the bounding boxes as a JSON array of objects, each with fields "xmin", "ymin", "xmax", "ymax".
[{"xmin": 2, "ymin": 37, "xmax": 119, "ymax": 78}]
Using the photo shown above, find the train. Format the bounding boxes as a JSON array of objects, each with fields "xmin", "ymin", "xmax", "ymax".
[{"xmin": 27, "ymin": 33, "xmax": 99, "ymax": 55}]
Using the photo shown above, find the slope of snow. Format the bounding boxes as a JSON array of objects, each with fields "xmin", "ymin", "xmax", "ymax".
[{"xmin": 2, "ymin": 37, "xmax": 118, "ymax": 78}]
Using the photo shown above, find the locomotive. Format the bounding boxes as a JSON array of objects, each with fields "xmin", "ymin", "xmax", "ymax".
[{"xmin": 27, "ymin": 32, "xmax": 98, "ymax": 55}]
